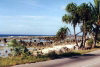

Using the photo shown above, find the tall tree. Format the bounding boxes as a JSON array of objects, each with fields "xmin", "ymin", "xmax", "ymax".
[
  {"xmin": 77, "ymin": 3, "xmax": 92, "ymax": 48},
  {"xmin": 62, "ymin": 3, "xmax": 80, "ymax": 47},
  {"xmin": 88, "ymin": 0, "xmax": 100, "ymax": 48},
  {"xmin": 93, "ymin": 0, "xmax": 100, "ymax": 47}
]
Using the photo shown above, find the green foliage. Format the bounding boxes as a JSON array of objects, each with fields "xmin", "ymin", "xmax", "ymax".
[
  {"xmin": 87, "ymin": 39, "xmax": 93, "ymax": 46},
  {"xmin": 66, "ymin": 3, "xmax": 77, "ymax": 14},
  {"xmin": 0, "ymin": 51, "xmax": 80, "ymax": 67},
  {"xmin": 56, "ymin": 27, "xmax": 70, "ymax": 40},
  {"xmin": 0, "ymin": 48, "xmax": 99, "ymax": 67},
  {"xmin": 63, "ymin": 2, "xmax": 100, "ymax": 48},
  {"xmin": 80, "ymin": 21, "xmax": 94, "ymax": 34},
  {"xmin": 13, "ymin": 45, "xmax": 31, "ymax": 56},
  {"xmin": 7, "ymin": 39, "xmax": 31, "ymax": 56},
  {"xmin": 94, "ymin": 0, "xmax": 100, "ymax": 14},
  {"xmin": 94, "ymin": 0, "xmax": 98, "ymax": 7},
  {"xmin": 62, "ymin": 14, "xmax": 72, "ymax": 23},
  {"xmin": 63, "ymin": 3, "xmax": 80, "ymax": 27},
  {"xmin": 62, "ymin": 3, "xmax": 81, "ymax": 47},
  {"xmin": 7, "ymin": 39, "xmax": 18, "ymax": 47},
  {"xmin": 0, "ymin": 56, "xmax": 48, "ymax": 67},
  {"xmin": 78, "ymin": 3, "xmax": 92, "ymax": 22}
]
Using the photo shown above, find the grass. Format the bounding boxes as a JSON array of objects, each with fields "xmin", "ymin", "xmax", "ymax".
[
  {"xmin": 0, "ymin": 56, "xmax": 49, "ymax": 67},
  {"xmin": 0, "ymin": 52, "xmax": 81, "ymax": 67},
  {"xmin": 73, "ymin": 49, "xmax": 97, "ymax": 54},
  {"xmin": 0, "ymin": 45, "xmax": 100, "ymax": 67}
]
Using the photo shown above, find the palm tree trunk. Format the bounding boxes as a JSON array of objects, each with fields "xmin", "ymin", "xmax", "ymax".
[
  {"xmin": 95, "ymin": 31, "xmax": 98, "ymax": 46},
  {"xmin": 80, "ymin": 33, "xmax": 84, "ymax": 48},
  {"xmin": 92, "ymin": 26, "xmax": 99, "ymax": 48},
  {"xmin": 92, "ymin": 35, "xmax": 96, "ymax": 48},
  {"xmin": 83, "ymin": 20, "xmax": 87, "ymax": 48},
  {"xmin": 83, "ymin": 33, "xmax": 86, "ymax": 48},
  {"xmin": 73, "ymin": 27, "xmax": 79, "ymax": 47}
]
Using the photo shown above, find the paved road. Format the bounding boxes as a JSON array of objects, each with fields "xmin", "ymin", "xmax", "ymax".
[{"xmin": 12, "ymin": 50, "xmax": 100, "ymax": 67}]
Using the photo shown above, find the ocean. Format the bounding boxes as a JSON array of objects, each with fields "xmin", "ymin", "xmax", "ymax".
[{"xmin": 0, "ymin": 34, "xmax": 55, "ymax": 37}]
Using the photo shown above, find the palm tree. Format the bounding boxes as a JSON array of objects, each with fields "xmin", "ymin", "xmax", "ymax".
[
  {"xmin": 77, "ymin": 3, "xmax": 92, "ymax": 48},
  {"xmin": 62, "ymin": 2, "xmax": 100, "ymax": 48},
  {"xmin": 62, "ymin": 3, "xmax": 80, "ymax": 47},
  {"xmin": 93, "ymin": 0, "xmax": 100, "ymax": 47},
  {"xmin": 56, "ymin": 27, "xmax": 70, "ymax": 40},
  {"xmin": 79, "ymin": 1, "xmax": 100, "ymax": 48},
  {"xmin": 88, "ymin": 0, "xmax": 100, "ymax": 48}
]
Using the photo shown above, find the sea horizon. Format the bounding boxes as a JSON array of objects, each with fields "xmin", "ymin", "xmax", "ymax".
[{"xmin": 0, "ymin": 34, "xmax": 56, "ymax": 37}]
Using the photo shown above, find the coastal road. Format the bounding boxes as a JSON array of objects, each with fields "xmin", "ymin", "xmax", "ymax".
[{"xmin": 12, "ymin": 50, "xmax": 100, "ymax": 67}]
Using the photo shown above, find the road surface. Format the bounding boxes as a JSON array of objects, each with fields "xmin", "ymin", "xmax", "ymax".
[{"xmin": 12, "ymin": 50, "xmax": 100, "ymax": 67}]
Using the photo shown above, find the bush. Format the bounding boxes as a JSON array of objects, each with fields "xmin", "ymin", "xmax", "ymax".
[
  {"xmin": 59, "ymin": 52, "xmax": 81, "ymax": 57},
  {"xmin": 7, "ymin": 39, "xmax": 31, "ymax": 56},
  {"xmin": 45, "ymin": 51, "xmax": 81, "ymax": 59},
  {"xmin": 86, "ymin": 39, "xmax": 93, "ymax": 47},
  {"xmin": 13, "ymin": 45, "xmax": 31, "ymax": 56},
  {"xmin": 46, "ymin": 51, "xmax": 58, "ymax": 59},
  {"xmin": 56, "ymin": 27, "xmax": 70, "ymax": 40},
  {"xmin": 7, "ymin": 39, "xmax": 18, "ymax": 47}
]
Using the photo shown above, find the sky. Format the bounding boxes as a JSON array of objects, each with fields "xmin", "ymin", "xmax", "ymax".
[{"xmin": 0, "ymin": 0, "xmax": 94, "ymax": 35}]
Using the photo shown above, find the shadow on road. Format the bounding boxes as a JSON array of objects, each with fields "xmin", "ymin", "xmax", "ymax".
[{"xmin": 44, "ymin": 53, "xmax": 100, "ymax": 67}]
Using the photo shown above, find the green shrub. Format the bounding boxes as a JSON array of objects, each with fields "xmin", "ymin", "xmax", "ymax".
[
  {"xmin": 7, "ymin": 39, "xmax": 18, "ymax": 47},
  {"xmin": 86, "ymin": 39, "xmax": 93, "ymax": 47},
  {"xmin": 7, "ymin": 39, "xmax": 31, "ymax": 56}
]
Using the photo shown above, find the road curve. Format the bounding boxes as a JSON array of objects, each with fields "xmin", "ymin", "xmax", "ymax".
[{"xmin": 12, "ymin": 50, "xmax": 100, "ymax": 67}]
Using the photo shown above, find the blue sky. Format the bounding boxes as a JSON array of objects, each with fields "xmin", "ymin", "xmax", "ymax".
[{"xmin": 0, "ymin": 0, "xmax": 93, "ymax": 35}]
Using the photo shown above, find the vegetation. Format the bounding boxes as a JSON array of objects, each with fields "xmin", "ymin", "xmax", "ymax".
[
  {"xmin": 56, "ymin": 27, "xmax": 70, "ymax": 40},
  {"xmin": 0, "ymin": 0, "xmax": 100, "ymax": 67},
  {"xmin": 86, "ymin": 39, "xmax": 93, "ymax": 47},
  {"xmin": 7, "ymin": 39, "xmax": 31, "ymax": 56},
  {"xmin": 0, "ymin": 46, "xmax": 100, "ymax": 67},
  {"xmin": 62, "ymin": 3, "xmax": 80, "ymax": 46},
  {"xmin": 0, "ymin": 56, "xmax": 48, "ymax": 67},
  {"xmin": 62, "ymin": 0, "xmax": 100, "ymax": 48}
]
